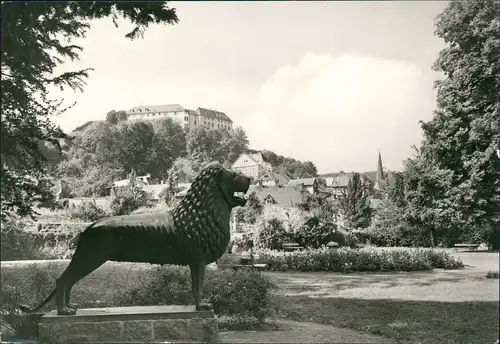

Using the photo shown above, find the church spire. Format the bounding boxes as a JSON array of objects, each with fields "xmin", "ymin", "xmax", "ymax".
[{"xmin": 374, "ymin": 151, "xmax": 385, "ymax": 191}]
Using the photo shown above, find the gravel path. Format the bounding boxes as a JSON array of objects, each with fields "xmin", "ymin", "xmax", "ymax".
[{"xmin": 219, "ymin": 319, "xmax": 396, "ymax": 343}]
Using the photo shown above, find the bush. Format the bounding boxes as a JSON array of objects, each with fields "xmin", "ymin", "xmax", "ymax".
[
  {"xmin": 293, "ymin": 216, "xmax": 339, "ymax": 249},
  {"xmin": 0, "ymin": 265, "xmax": 54, "ymax": 339},
  {"xmin": 1, "ymin": 263, "xmax": 113, "ymax": 338},
  {"xmin": 114, "ymin": 265, "xmax": 276, "ymax": 323},
  {"xmin": 0, "ymin": 219, "xmax": 60, "ymax": 261},
  {"xmin": 255, "ymin": 218, "xmax": 290, "ymax": 250},
  {"xmin": 486, "ymin": 270, "xmax": 499, "ymax": 279},
  {"xmin": 256, "ymin": 247, "xmax": 464, "ymax": 272},
  {"xmin": 69, "ymin": 201, "xmax": 108, "ymax": 222},
  {"xmin": 110, "ymin": 184, "xmax": 147, "ymax": 216},
  {"xmin": 0, "ymin": 218, "xmax": 82, "ymax": 261}
]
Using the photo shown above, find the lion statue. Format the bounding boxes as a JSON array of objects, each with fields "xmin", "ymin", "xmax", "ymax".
[{"xmin": 20, "ymin": 162, "xmax": 251, "ymax": 316}]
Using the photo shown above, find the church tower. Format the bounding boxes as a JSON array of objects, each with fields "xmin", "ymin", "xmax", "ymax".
[{"xmin": 374, "ymin": 151, "xmax": 385, "ymax": 192}]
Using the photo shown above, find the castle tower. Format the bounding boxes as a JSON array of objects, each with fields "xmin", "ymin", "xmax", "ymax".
[{"xmin": 374, "ymin": 151, "xmax": 385, "ymax": 191}]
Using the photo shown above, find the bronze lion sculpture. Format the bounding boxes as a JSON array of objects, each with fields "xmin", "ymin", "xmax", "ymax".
[{"xmin": 20, "ymin": 162, "xmax": 251, "ymax": 316}]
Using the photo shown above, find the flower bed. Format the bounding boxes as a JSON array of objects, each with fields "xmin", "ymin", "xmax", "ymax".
[{"xmin": 256, "ymin": 247, "xmax": 464, "ymax": 272}]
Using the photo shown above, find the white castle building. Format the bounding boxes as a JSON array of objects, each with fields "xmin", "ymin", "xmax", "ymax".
[{"xmin": 126, "ymin": 104, "xmax": 233, "ymax": 130}]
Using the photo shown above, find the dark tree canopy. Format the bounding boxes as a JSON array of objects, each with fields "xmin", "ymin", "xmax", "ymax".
[
  {"xmin": 1, "ymin": 1, "xmax": 179, "ymax": 220},
  {"xmin": 403, "ymin": 0, "xmax": 500, "ymax": 248}
]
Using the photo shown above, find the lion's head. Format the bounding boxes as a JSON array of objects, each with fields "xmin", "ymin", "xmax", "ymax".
[{"xmin": 183, "ymin": 162, "xmax": 251, "ymax": 208}]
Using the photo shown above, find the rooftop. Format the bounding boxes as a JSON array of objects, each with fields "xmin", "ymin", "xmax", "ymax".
[
  {"xmin": 128, "ymin": 104, "xmax": 184, "ymax": 114},
  {"xmin": 196, "ymin": 107, "xmax": 232, "ymax": 122},
  {"xmin": 249, "ymin": 185, "xmax": 307, "ymax": 208}
]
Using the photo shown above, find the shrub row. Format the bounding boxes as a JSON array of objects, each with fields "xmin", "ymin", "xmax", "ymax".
[{"xmin": 255, "ymin": 247, "xmax": 464, "ymax": 272}]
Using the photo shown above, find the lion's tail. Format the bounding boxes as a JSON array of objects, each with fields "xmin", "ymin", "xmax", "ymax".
[{"xmin": 19, "ymin": 288, "xmax": 56, "ymax": 313}]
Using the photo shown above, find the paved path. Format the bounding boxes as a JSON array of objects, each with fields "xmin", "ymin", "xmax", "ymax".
[{"xmin": 220, "ymin": 319, "xmax": 395, "ymax": 343}]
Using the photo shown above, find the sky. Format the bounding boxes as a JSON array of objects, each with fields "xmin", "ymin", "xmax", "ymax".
[{"xmin": 50, "ymin": 1, "xmax": 450, "ymax": 174}]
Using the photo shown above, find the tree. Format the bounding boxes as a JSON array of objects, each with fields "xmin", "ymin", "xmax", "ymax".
[
  {"xmin": 387, "ymin": 171, "xmax": 406, "ymax": 208},
  {"xmin": 403, "ymin": 151, "xmax": 456, "ymax": 247},
  {"xmin": 186, "ymin": 126, "xmax": 241, "ymax": 164},
  {"xmin": 411, "ymin": 0, "xmax": 500, "ymax": 248},
  {"xmin": 116, "ymin": 110, "xmax": 128, "ymax": 122},
  {"xmin": 225, "ymin": 126, "xmax": 250, "ymax": 163},
  {"xmin": 119, "ymin": 121, "xmax": 156, "ymax": 176},
  {"xmin": 295, "ymin": 161, "xmax": 318, "ymax": 178},
  {"xmin": 340, "ymin": 173, "xmax": 372, "ymax": 229},
  {"xmin": 105, "ymin": 110, "xmax": 118, "ymax": 125},
  {"xmin": 1, "ymin": 2, "xmax": 178, "ymax": 220},
  {"xmin": 149, "ymin": 118, "xmax": 187, "ymax": 180}
]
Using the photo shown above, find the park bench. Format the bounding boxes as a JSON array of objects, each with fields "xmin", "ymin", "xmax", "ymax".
[
  {"xmin": 227, "ymin": 263, "xmax": 268, "ymax": 273},
  {"xmin": 453, "ymin": 243, "xmax": 480, "ymax": 251},
  {"xmin": 221, "ymin": 253, "xmax": 268, "ymax": 274},
  {"xmin": 282, "ymin": 242, "xmax": 304, "ymax": 252}
]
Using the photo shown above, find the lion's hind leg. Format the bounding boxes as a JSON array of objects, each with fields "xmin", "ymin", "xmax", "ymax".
[{"xmin": 56, "ymin": 243, "xmax": 107, "ymax": 315}]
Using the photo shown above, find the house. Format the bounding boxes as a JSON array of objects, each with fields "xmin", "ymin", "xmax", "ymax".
[
  {"xmin": 112, "ymin": 174, "xmax": 151, "ymax": 188},
  {"xmin": 286, "ymin": 177, "xmax": 328, "ymax": 195},
  {"xmin": 320, "ymin": 152, "xmax": 394, "ymax": 198},
  {"xmin": 109, "ymin": 174, "xmax": 169, "ymax": 201},
  {"xmin": 326, "ymin": 172, "xmax": 373, "ymax": 198},
  {"xmin": 248, "ymin": 185, "xmax": 307, "ymax": 208},
  {"xmin": 254, "ymin": 170, "xmax": 289, "ymax": 187},
  {"xmin": 126, "ymin": 104, "xmax": 233, "ymax": 131},
  {"xmin": 232, "ymin": 152, "xmax": 273, "ymax": 180}
]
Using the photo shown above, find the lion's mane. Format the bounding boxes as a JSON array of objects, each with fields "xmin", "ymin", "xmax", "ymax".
[{"xmin": 170, "ymin": 162, "xmax": 232, "ymax": 263}]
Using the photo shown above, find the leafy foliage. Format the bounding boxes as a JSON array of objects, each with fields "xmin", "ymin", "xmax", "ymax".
[
  {"xmin": 235, "ymin": 192, "xmax": 263, "ymax": 224},
  {"xmin": 1, "ymin": 2, "xmax": 179, "ymax": 220},
  {"xmin": 186, "ymin": 126, "xmax": 250, "ymax": 165},
  {"xmin": 256, "ymin": 218, "xmax": 290, "ymax": 250},
  {"xmin": 339, "ymin": 173, "xmax": 372, "ymax": 229},
  {"xmin": 294, "ymin": 217, "xmax": 338, "ymax": 249},
  {"xmin": 110, "ymin": 174, "xmax": 147, "ymax": 216},
  {"xmin": 399, "ymin": 0, "xmax": 500, "ymax": 250},
  {"xmin": 255, "ymin": 150, "xmax": 318, "ymax": 178},
  {"xmin": 114, "ymin": 265, "xmax": 276, "ymax": 323},
  {"xmin": 69, "ymin": 201, "xmax": 108, "ymax": 222}
]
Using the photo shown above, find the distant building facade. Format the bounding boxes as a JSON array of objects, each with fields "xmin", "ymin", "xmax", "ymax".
[
  {"xmin": 321, "ymin": 152, "xmax": 391, "ymax": 198},
  {"xmin": 232, "ymin": 152, "xmax": 273, "ymax": 180},
  {"xmin": 287, "ymin": 177, "xmax": 329, "ymax": 195},
  {"xmin": 126, "ymin": 104, "xmax": 233, "ymax": 131},
  {"xmin": 254, "ymin": 170, "xmax": 289, "ymax": 187}
]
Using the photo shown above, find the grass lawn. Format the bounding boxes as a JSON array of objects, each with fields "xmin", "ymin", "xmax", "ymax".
[{"xmin": 277, "ymin": 296, "xmax": 499, "ymax": 344}]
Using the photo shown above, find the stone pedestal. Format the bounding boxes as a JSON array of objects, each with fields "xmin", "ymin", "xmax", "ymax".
[{"xmin": 38, "ymin": 305, "xmax": 218, "ymax": 343}]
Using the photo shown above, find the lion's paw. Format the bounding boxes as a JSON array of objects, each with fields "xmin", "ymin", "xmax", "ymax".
[
  {"xmin": 57, "ymin": 307, "xmax": 77, "ymax": 316},
  {"xmin": 196, "ymin": 302, "xmax": 213, "ymax": 311}
]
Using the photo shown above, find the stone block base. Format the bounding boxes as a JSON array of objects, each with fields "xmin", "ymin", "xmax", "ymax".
[{"xmin": 38, "ymin": 305, "xmax": 218, "ymax": 343}]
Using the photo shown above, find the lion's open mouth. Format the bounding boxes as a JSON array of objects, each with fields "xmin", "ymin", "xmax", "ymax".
[{"xmin": 232, "ymin": 192, "xmax": 248, "ymax": 206}]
